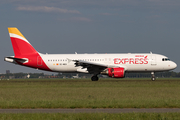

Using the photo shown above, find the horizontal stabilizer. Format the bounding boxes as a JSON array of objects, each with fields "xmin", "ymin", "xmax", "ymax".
[{"xmin": 4, "ymin": 56, "xmax": 28, "ymax": 63}]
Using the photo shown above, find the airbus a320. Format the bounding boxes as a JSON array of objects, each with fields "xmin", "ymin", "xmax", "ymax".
[{"xmin": 4, "ymin": 28, "xmax": 177, "ymax": 81}]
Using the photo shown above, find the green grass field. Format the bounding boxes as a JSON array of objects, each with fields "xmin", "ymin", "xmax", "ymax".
[
  {"xmin": 0, "ymin": 78, "xmax": 180, "ymax": 108},
  {"xmin": 0, "ymin": 113, "xmax": 180, "ymax": 120}
]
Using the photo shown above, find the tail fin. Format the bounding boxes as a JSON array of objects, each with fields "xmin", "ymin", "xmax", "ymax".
[{"xmin": 8, "ymin": 28, "xmax": 38, "ymax": 57}]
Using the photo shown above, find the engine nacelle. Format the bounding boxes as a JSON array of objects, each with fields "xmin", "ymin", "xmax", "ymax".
[{"xmin": 101, "ymin": 67, "xmax": 125, "ymax": 78}]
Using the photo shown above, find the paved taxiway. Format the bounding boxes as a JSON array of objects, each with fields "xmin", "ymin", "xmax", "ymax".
[{"xmin": 0, "ymin": 108, "xmax": 180, "ymax": 113}]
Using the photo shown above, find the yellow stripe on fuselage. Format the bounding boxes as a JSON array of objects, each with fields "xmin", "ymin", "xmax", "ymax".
[{"xmin": 8, "ymin": 27, "xmax": 26, "ymax": 40}]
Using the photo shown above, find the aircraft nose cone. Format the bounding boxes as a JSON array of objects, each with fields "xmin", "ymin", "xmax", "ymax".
[{"xmin": 171, "ymin": 62, "xmax": 177, "ymax": 69}]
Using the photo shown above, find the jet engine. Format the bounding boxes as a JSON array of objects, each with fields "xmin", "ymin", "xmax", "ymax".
[{"xmin": 101, "ymin": 67, "xmax": 125, "ymax": 78}]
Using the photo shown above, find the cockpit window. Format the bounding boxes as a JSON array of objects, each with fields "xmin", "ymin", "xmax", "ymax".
[{"xmin": 162, "ymin": 58, "xmax": 170, "ymax": 61}]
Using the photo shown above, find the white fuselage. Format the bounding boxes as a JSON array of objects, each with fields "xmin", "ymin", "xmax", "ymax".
[{"xmin": 39, "ymin": 53, "xmax": 177, "ymax": 73}]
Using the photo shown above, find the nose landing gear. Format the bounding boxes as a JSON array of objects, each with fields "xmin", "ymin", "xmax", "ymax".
[{"xmin": 151, "ymin": 72, "xmax": 156, "ymax": 81}]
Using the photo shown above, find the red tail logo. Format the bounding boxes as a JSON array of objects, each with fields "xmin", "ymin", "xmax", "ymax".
[
  {"xmin": 8, "ymin": 28, "xmax": 37, "ymax": 57},
  {"xmin": 8, "ymin": 28, "xmax": 51, "ymax": 71}
]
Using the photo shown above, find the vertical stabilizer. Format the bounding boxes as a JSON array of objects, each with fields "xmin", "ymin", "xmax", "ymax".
[{"xmin": 8, "ymin": 28, "xmax": 37, "ymax": 57}]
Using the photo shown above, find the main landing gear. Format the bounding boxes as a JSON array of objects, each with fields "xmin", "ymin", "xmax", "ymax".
[
  {"xmin": 151, "ymin": 72, "xmax": 156, "ymax": 81},
  {"xmin": 91, "ymin": 75, "xmax": 99, "ymax": 81}
]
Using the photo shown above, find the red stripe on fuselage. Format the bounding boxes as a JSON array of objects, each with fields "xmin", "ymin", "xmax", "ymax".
[{"xmin": 15, "ymin": 53, "xmax": 52, "ymax": 72}]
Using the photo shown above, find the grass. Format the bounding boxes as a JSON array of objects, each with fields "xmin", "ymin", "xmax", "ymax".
[
  {"xmin": 0, "ymin": 113, "xmax": 180, "ymax": 120},
  {"xmin": 0, "ymin": 78, "xmax": 180, "ymax": 108}
]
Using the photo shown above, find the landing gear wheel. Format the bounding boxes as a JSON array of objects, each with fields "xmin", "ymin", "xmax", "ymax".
[
  {"xmin": 151, "ymin": 72, "xmax": 156, "ymax": 81},
  {"xmin": 91, "ymin": 75, "xmax": 99, "ymax": 81},
  {"xmin": 151, "ymin": 76, "xmax": 156, "ymax": 81}
]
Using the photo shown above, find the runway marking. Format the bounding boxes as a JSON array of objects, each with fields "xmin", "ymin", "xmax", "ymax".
[{"xmin": 0, "ymin": 108, "xmax": 180, "ymax": 113}]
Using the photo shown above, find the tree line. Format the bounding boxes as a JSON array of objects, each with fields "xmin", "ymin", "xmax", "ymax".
[{"xmin": 0, "ymin": 71, "xmax": 179, "ymax": 79}]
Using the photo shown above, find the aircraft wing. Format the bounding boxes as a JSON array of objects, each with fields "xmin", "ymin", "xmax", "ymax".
[{"xmin": 68, "ymin": 59, "xmax": 119, "ymax": 74}]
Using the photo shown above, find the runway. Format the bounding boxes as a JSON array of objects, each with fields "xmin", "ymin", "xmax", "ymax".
[{"xmin": 0, "ymin": 108, "xmax": 180, "ymax": 113}]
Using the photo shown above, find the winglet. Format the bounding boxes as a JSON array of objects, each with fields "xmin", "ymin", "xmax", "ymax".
[{"xmin": 66, "ymin": 58, "xmax": 73, "ymax": 63}]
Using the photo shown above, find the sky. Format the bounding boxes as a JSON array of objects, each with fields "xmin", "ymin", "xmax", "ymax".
[{"xmin": 1, "ymin": 0, "xmax": 180, "ymax": 74}]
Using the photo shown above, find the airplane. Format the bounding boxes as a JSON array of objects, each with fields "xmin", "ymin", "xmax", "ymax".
[{"xmin": 4, "ymin": 27, "xmax": 177, "ymax": 81}]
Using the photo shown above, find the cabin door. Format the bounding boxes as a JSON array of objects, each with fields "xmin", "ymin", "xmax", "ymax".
[
  {"xmin": 151, "ymin": 55, "xmax": 156, "ymax": 65},
  {"xmin": 37, "ymin": 56, "xmax": 42, "ymax": 66}
]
